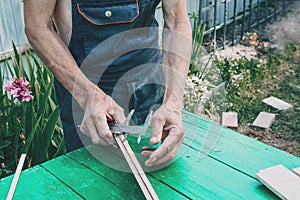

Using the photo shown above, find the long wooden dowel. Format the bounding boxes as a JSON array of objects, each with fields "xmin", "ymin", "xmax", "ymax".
[
  {"xmin": 115, "ymin": 135, "xmax": 159, "ymax": 200},
  {"xmin": 6, "ymin": 154, "xmax": 26, "ymax": 200}
]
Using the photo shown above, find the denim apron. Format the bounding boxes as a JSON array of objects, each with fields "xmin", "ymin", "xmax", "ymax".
[{"xmin": 54, "ymin": 0, "xmax": 164, "ymax": 151}]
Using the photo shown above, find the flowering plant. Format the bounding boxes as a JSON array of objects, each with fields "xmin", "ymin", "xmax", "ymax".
[
  {"xmin": 4, "ymin": 77, "xmax": 33, "ymax": 102},
  {"xmin": 0, "ymin": 44, "xmax": 65, "ymax": 178}
]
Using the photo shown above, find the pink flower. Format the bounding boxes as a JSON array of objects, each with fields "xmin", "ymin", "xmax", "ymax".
[{"xmin": 4, "ymin": 77, "xmax": 33, "ymax": 102}]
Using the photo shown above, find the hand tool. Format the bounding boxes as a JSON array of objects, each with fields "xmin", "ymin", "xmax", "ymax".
[{"xmin": 110, "ymin": 109, "xmax": 153, "ymax": 144}]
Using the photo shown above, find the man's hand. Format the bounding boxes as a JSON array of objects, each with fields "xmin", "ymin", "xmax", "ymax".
[
  {"xmin": 78, "ymin": 88, "xmax": 126, "ymax": 146},
  {"xmin": 141, "ymin": 0, "xmax": 191, "ymax": 167},
  {"xmin": 142, "ymin": 104, "xmax": 184, "ymax": 167}
]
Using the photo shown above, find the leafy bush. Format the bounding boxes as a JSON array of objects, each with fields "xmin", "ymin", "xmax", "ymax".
[
  {"xmin": 213, "ymin": 57, "xmax": 272, "ymax": 123},
  {"xmin": 0, "ymin": 44, "xmax": 65, "ymax": 178}
]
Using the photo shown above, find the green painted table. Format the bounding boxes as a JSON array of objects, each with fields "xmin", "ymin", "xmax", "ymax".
[{"xmin": 1, "ymin": 111, "xmax": 299, "ymax": 199}]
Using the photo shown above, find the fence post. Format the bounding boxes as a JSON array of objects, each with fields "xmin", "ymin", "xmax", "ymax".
[
  {"xmin": 198, "ymin": 0, "xmax": 203, "ymax": 23},
  {"xmin": 213, "ymin": 0, "xmax": 218, "ymax": 51},
  {"xmin": 273, "ymin": 0, "xmax": 277, "ymax": 20},
  {"xmin": 223, "ymin": 0, "xmax": 228, "ymax": 48},
  {"xmin": 232, "ymin": 0, "xmax": 237, "ymax": 45},
  {"xmin": 241, "ymin": 0, "xmax": 247, "ymax": 40},
  {"xmin": 257, "ymin": 0, "xmax": 260, "ymax": 30},
  {"xmin": 248, "ymin": 0, "xmax": 253, "ymax": 30},
  {"xmin": 264, "ymin": 0, "xmax": 268, "ymax": 25}
]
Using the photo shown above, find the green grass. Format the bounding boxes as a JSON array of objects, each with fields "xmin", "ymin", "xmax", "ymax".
[
  {"xmin": 270, "ymin": 63, "xmax": 300, "ymax": 140},
  {"xmin": 213, "ymin": 42, "xmax": 300, "ymax": 145}
]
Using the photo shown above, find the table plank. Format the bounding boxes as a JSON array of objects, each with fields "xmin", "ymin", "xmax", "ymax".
[
  {"xmin": 152, "ymin": 144, "xmax": 279, "ymax": 200},
  {"xmin": 68, "ymin": 144, "xmax": 277, "ymax": 200},
  {"xmin": 182, "ymin": 111, "xmax": 300, "ymax": 177},
  {"xmin": 0, "ymin": 166, "xmax": 81, "ymax": 200},
  {"xmin": 67, "ymin": 146, "xmax": 189, "ymax": 200},
  {"xmin": 41, "ymin": 155, "xmax": 142, "ymax": 200}
]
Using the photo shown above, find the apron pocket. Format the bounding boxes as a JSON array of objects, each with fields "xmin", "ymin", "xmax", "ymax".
[{"xmin": 77, "ymin": 1, "xmax": 139, "ymax": 26}]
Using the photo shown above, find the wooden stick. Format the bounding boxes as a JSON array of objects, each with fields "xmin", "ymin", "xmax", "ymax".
[
  {"xmin": 6, "ymin": 154, "xmax": 26, "ymax": 200},
  {"xmin": 115, "ymin": 135, "xmax": 159, "ymax": 200}
]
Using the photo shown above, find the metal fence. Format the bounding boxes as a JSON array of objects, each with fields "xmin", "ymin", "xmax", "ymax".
[{"xmin": 197, "ymin": 0, "xmax": 294, "ymax": 50}]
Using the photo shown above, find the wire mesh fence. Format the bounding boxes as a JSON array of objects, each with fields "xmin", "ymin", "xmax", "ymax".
[{"xmin": 197, "ymin": 0, "xmax": 294, "ymax": 50}]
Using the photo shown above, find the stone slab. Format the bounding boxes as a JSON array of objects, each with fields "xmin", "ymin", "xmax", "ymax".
[
  {"xmin": 262, "ymin": 96, "xmax": 293, "ymax": 111},
  {"xmin": 222, "ymin": 112, "xmax": 238, "ymax": 128},
  {"xmin": 256, "ymin": 164, "xmax": 300, "ymax": 200},
  {"xmin": 252, "ymin": 112, "xmax": 276, "ymax": 129}
]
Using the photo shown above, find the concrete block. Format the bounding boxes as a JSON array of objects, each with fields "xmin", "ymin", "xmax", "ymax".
[
  {"xmin": 262, "ymin": 96, "xmax": 293, "ymax": 111},
  {"xmin": 256, "ymin": 164, "xmax": 300, "ymax": 200},
  {"xmin": 222, "ymin": 112, "xmax": 238, "ymax": 128},
  {"xmin": 252, "ymin": 112, "xmax": 275, "ymax": 129}
]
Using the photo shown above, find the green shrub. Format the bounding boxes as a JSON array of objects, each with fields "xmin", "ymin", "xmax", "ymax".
[{"xmin": 213, "ymin": 57, "xmax": 270, "ymax": 123}]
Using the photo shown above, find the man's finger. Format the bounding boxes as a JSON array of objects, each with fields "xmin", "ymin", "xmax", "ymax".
[
  {"xmin": 141, "ymin": 146, "xmax": 157, "ymax": 158},
  {"xmin": 83, "ymin": 123, "xmax": 107, "ymax": 145},
  {"xmin": 109, "ymin": 105, "xmax": 126, "ymax": 125},
  {"xmin": 145, "ymin": 137, "xmax": 183, "ymax": 166},
  {"xmin": 141, "ymin": 150, "xmax": 153, "ymax": 158},
  {"xmin": 149, "ymin": 116, "xmax": 165, "ymax": 144},
  {"xmin": 145, "ymin": 128, "xmax": 183, "ymax": 166},
  {"xmin": 94, "ymin": 116, "xmax": 115, "ymax": 145}
]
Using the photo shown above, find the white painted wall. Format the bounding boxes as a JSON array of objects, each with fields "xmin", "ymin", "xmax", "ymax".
[{"xmin": 0, "ymin": 0, "xmax": 28, "ymax": 53}]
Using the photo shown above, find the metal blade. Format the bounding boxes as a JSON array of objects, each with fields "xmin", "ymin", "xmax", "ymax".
[
  {"xmin": 137, "ymin": 110, "xmax": 153, "ymax": 143},
  {"xmin": 111, "ymin": 125, "xmax": 144, "ymax": 134},
  {"xmin": 124, "ymin": 109, "xmax": 135, "ymax": 126}
]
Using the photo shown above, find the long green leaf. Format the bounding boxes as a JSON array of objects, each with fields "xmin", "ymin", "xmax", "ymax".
[
  {"xmin": 12, "ymin": 42, "xmax": 20, "ymax": 68},
  {"xmin": 25, "ymin": 51, "xmax": 34, "ymax": 82},
  {"xmin": 37, "ymin": 84, "xmax": 51, "ymax": 117},
  {"xmin": 21, "ymin": 116, "xmax": 42, "ymax": 154},
  {"xmin": 5, "ymin": 59, "xmax": 14, "ymax": 78},
  {"xmin": 32, "ymin": 125, "xmax": 47, "ymax": 165},
  {"xmin": 48, "ymin": 95, "xmax": 58, "ymax": 112},
  {"xmin": 11, "ymin": 44, "xmax": 20, "ymax": 78},
  {"xmin": 0, "ymin": 140, "xmax": 11, "ymax": 150},
  {"xmin": 23, "ymin": 100, "xmax": 34, "ymax": 138},
  {"xmin": 52, "ymin": 136, "xmax": 65, "ymax": 158},
  {"xmin": 18, "ymin": 53, "xmax": 25, "ymax": 78},
  {"xmin": 43, "ymin": 106, "xmax": 60, "ymax": 150}
]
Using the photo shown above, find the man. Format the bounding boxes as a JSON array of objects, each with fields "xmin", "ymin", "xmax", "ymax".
[{"xmin": 24, "ymin": 0, "xmax": 192, "ymax": 167}]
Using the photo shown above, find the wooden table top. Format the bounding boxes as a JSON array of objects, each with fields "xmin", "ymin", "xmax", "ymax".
[{"xmin": 1, "ymin": 111, "xmax": 299, "ymax": 199}]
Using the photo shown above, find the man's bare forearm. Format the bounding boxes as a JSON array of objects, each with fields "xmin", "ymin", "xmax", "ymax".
[
  {"xmin": 24, "ymin": 0, "xmax": 104, "ymax": 109},
  {"xmin": 162, "ymin": 0, "xmax": 192, "ymax": 108}
]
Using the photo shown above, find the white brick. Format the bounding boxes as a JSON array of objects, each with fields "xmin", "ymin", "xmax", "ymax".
[
  {"xmin": 256, "ymin": 165, "xmax": 300, "ymax": 200},
  {"xmin": 262, "ymin": 96, "xmax": 293, "ymax": 111},
  {"xmin": 252, "ymin": 112, "xmax": 276, "ymax": 129},
  {"xmin": 222, "ymin": 112, "xmax": 238, "ymax": 128}
]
